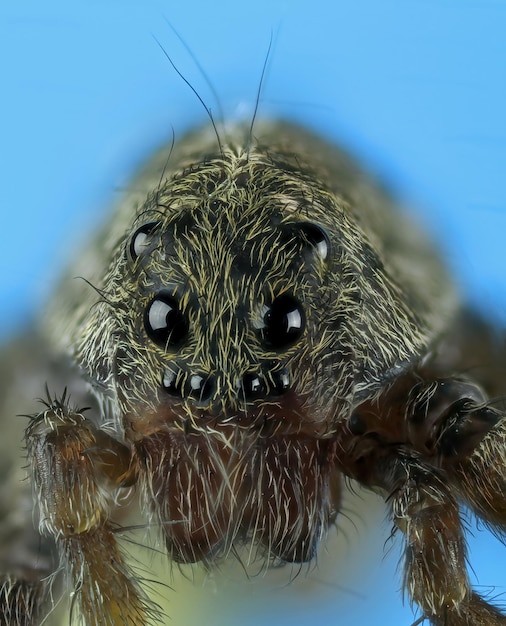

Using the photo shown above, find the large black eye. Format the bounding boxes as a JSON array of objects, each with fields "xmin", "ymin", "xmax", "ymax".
[
  {"xmin": 129, "ymin": 221, "xmax": 159, "ymax": 260},
  {"xmin": 261, "ymin": 294, "xmax": 305, "ymax": 349},
  {"xmin": 144, "ymin": 292, "xmax": 188, "ymax": 348}
]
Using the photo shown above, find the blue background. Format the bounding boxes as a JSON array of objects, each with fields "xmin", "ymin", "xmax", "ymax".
[{"xmin": 1, "ymin": 1, "xmax": 506, "ymax": 625}]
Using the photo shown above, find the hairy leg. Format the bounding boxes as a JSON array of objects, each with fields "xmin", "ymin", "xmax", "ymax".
[
  {"xmin": 25, "ymin": 393, "xmax": 149, "ymax": 626},
  {"xmin": 384, "ymin": 453, "xmax": 506, "ymax": 625}
]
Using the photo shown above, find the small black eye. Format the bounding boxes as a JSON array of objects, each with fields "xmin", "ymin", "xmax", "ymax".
[
  {"xmin": 242, "ymin": 373, "xmax": 266, "ymax": 400},
  {"xmin": 271, "ymin": 369, "xmax": 290, "ymax": 394},
  {"xmin": 129, "ymin": 221, "xmax": 159, "ymax": 260},
  {"xmin": 187, "ymin": 373, "xmax": 215, "ymax": 403},
  {"xmin": 299, "ymin": 222, "xmax": 330, "ymax": 260},
  {"xmin": 162, "ymin": 369, "xmax": 182, "ymax": 397},
  {"xmin": 144, "ymin": 292, "xmax": 188, "ymax": 348},
  {"xmin": 261, "ymin": 294, "xmax": 305, "ymax": 349}
]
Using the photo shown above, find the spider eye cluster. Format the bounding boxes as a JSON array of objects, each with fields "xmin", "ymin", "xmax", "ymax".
[
  {"xmin": 127, "ymin": 218, "xmax": 330, "ymax": 407},
  {"xmin": 141, "ymin": 288, "xmax": 304, "ymax": 405}
]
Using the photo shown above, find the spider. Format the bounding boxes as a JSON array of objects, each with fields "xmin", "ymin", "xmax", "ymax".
[{"xmin": 1, "ymin": 119, "xmax": 505, "ymax": 626}]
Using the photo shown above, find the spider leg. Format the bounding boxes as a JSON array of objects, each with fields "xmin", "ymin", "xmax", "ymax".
[
  {"xmin": 439, "ymin": 402, "xmax": 506, "ymax": 532},
  {"xmin": 383, "ymin": 453, "xmax": 506, "ymax": 625},
  {"xmin": 347, "ymin": 370, "xmax": 506, "ymax": 625},
  {"xmin": 0, "ymin": 464, "xmax": 56, "ymax": 626},
  {"xmin": 408, "ymin": 375, "xmax": 506, "ymax": 623},
  {"xmin": 25, "ymin": 395, "xmax": 149, "ymax": 626},
  {"xmin": 0, "ymin": 339, "xmax": 60, "ymax": 625},
  {"xmin": 0, "ymin": 565, "xmax": 53, "ymax": 626}
]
